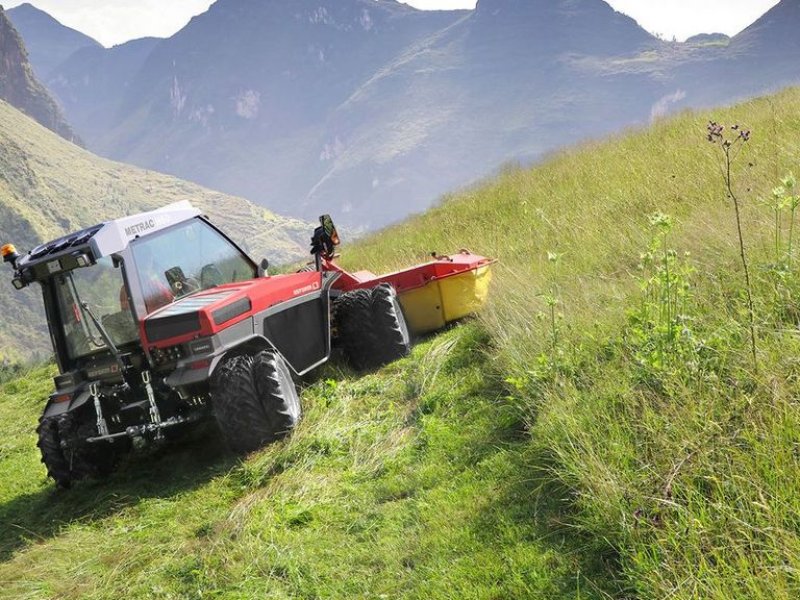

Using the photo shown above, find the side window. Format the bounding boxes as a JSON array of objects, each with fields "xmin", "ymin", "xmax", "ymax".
[{"xmin": 55, "ymin": 257, "xmax": 138, "ymax": 359}]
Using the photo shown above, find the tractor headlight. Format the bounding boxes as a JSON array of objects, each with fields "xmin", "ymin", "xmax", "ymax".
[
  {"xmin": 12, "ymin": 277, "xmax": 25, "ymax": 290},
  {"xmin": 150, "ymin": 344, "xmax": 185, "ymax": 366}
]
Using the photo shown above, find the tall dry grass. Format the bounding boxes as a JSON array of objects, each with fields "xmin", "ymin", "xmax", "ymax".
[{"xmin": 345, "ymin": 88, "xmax": 800, "ymax": 597}]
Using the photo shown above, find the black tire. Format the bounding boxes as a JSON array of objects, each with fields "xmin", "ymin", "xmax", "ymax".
[
  {"xmin": 37, "ymin": 411, "xmax": 119, "ymax": 488},
  {"xmin": 211, "ymin": 350, "xmax": 301, "ymax": 454},
  {"xmin": 371, "ymin": 284, "xmax": 411, "ymax": 363},
  {"xmin": 335, "ymin": 288, "xmax": 378, "ymax": 370},
  {"xmin": 335, "ymin": 284, "xmax": 411, "ymax": 370},
  {"xmin": 37, "ymin": 416, "xmax": 71, "ymax": 489},
  {"xmin": 58, "ymin": 412, "xmax": 119, "ymax": 481}
]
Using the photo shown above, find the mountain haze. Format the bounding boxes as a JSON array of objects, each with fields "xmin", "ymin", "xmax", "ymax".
[
  {"xmin": 303, "ymin": 0, "xmax": 662, "ymax": 223},
  {"xmin": 0, "ymin": 99, "xmax": 310, "ymax": 361},
  {"xmin": 49, "ymin": 0, "xmax": 467, "ymax": 229},
  {"xmin": 14, "ymin": 0, "xmax": 800, "ymax": 229},
  {"xmin": 46, "ymin": 36, "xmax": 161, "ymax": 139}
]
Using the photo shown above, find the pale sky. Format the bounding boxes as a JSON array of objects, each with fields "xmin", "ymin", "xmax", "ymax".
[{"xmin": 2, "ymin": 0, "xmax": 783, "ymax": 47}]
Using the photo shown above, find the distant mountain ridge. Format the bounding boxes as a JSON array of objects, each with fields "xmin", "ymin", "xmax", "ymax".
[
  {"xmin": 10, "ymin": 0, "xmax": 800, "ymax": 229},
  {"xmin": 730, "ymin": 0, "xmax": 800, "ymax": 56},
  {"xmin": 46, "ymin": 36, "xmax": 161, "ymax": 139},
  {"xmin": 0, "ymin": 6, "xmax": 78, "ymax": 143},
  {"xmin": 6, "ymin": 2, "xmax": 100, "ymax": 79}
]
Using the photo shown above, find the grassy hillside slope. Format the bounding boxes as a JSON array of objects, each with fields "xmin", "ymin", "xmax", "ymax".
[
  {"xmin": 0, "ymin": 328, "xmax": 610, "ymax": 599},
  {"xmin": 3, "ymin": 89, "xmax": 800, "ymax": 598},
  {"xmin": 343, "ymin": 87, "xmax": 800, "ymax": 598},
  {"xmin": 0, "ymin": 99, "xmax": 310, "ymax": 361}
]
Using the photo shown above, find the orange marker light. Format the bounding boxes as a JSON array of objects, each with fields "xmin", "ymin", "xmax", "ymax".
[{"xmin": 1, "ymin": 244, "xmax": 16, "ymax": 258}]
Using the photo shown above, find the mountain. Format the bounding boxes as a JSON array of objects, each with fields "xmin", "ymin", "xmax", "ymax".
[
  {"xmin": 624, "ymin": 0, "xmax": 800, "ymax": 115},
  {"xmin": 14, "ymin": 0, "xmax": 800, "ymax": 230},
  {"xmin": 729, "ymin": 0, "xmax": 800, "ymax": 57},
  {"xmin": 43, "ymin": 0, "xmax": 660, "ymax": 228},
  {"xmin": 298, "ymin": 0, "xmax": 663, "ymax": 224},
  {"xmin": 46, "ymin": 37, "xmax": 161, "ymax": 139},
  {"xmin": 0, "ymin": 6, "xmax": 78, "ymax": 142},
  {"xmin": 0, "ymin": 99, "xmax": 310, "ymax": 361},
  {"xmin": 685, "ymin": 33, "xmax": 730, "ymax": 46},
  {"xmin": 6, "ymin": 2, "xmax": 100, "ymax": 80},
  {"xmin": 42, "ymin": 0, "xmax": 470, "ymax": 228},
  {"xmin": 723, "ymin": 0, "xmax": 800, "ymax": 94}
]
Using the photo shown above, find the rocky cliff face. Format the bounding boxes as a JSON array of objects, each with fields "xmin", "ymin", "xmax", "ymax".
[{"xmin": 0, "ymin": 7, "xmax": 79, "ymax": 144}]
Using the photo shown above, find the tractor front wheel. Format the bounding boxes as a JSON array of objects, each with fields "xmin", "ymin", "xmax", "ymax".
[
  {"xmin": 211, "ymin": 350, "xmax": 301, "ymax": 454},
  {"xmin": 37, "ymin": 411, "xmax": 119, "ymax": 488},
  {"xmin": 37, "ymin": 416, "xmax": 71, "ymax": 488}
]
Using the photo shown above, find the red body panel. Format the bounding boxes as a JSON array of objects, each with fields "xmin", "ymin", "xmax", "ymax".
[
  {"xmin": 140, "ymin": 252, "xmax": 492, "ymax": 351},
  {"xmin": 327, "ymin": 251, "xmax": 495, "ymax": 294},
  {"xmin": 141, "ymin": 272, "xmax": 322, "ymax": 349}
]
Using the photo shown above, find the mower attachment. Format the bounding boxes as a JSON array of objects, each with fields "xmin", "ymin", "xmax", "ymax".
[{"xmin": 326, "ymin": 251, "xmax": 496, "ymax": 335}]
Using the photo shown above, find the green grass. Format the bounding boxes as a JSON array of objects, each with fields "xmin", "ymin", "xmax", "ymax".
[
  {"xmin": 5, "ymin": 88, "xmax": 800, "ymax": 598},
  {"xmin": 0, "ymin": 326, "xmax": 612, "ymax": 599},
  {"xmin": 338, "ymin": 88, "xmax": 800, "ymax": 598}
]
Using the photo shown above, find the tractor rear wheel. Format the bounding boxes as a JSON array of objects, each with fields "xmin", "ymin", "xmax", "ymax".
[
  {"xmin": 371, "ymin": 284, "xmax": 411, "ymax": 364},
  {"xmin": 58, "ymin": 412, "xmax": 119, "ymax": 481},
  {"xmin": 334, "ymin": 288, "xmax": 376, "ymax": 370},
  {"xmin": 211, "ymin": 350, "xmax": 301, "ymax": 454},
  {"xmin": 335, "ymin": 284, "xmax": 411, "ymax": 370},
  {"xmin": 37, "ymin": 411, "xmax": 119, "ymax": 488}
]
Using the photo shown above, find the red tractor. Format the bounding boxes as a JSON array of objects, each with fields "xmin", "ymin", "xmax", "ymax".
[{"xmin": 2, "ymin": 202, "xmax": 493, "ymax": 488}]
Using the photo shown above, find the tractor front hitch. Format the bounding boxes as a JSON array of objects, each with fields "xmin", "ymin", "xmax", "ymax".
[{"xmin": 86, "ymin": 412, "xmax": 203, "ymax": 445}]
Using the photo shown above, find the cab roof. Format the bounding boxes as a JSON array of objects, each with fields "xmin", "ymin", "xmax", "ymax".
[
  {"xmin": 17, "ymin": 202, "xmax": 201, "ymax": 273},
  {"xmin": 13, "ymin": 202, "xmax": 203, "ymax": 284}
]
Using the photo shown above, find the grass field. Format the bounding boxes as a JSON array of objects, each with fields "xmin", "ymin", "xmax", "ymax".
[
  {"xmin": 0, "ymin": 326, "xmax": 618, "ymax": 599},
  {"xmin": 4, "ymin": 88, "xmax": 800, "ymax": 598}
]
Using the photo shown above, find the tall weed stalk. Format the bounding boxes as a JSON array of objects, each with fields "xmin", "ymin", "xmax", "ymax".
[{"xmin": 707, "ymin": 122, "xmax": 758, "ymax": 372}]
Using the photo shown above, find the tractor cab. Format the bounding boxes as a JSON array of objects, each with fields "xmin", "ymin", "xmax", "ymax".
[{"xmin": 4, "ymin": 201, "xmax": 257, "ymax": 377}]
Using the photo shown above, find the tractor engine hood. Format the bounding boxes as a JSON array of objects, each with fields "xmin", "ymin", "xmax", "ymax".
[{"xmin": 141, "ymin": 273, "xmax": 324, "ymax": 349}]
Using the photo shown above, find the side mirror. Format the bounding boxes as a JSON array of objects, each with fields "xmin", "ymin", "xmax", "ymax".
[
  {"xmin": 259, "ymin": 258, "xmax": 269, "ymax": 277},
  {"xmin": 321, "ymin": 215, "xmax": 340, "ymax": 246},
  {"xmin": 310, "ymin": 215, "xmax": 340, "ymax": 260}
]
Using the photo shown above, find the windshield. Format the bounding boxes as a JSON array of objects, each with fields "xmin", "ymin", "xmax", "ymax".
[
  {"xmin": 131, "ymin": 218, "xmax": 256, "ymax": 315},
  {"xmin": 55, "ymin": 256, "xmax": 138, "ymax": 359}
]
